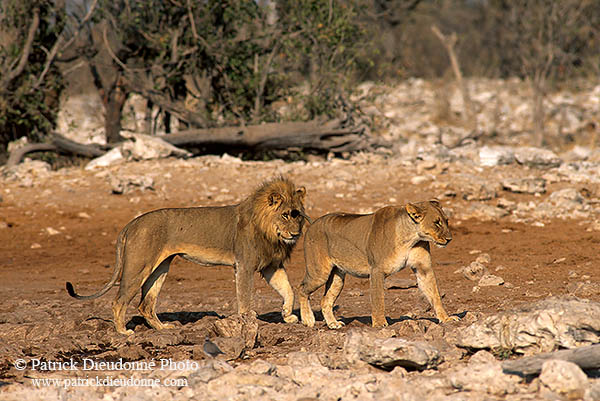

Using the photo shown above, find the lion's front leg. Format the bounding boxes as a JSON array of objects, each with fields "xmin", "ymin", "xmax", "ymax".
[
  {"xmin": 262, "ymin": 263, "xmax": 298, "ymax": 323},
  {"xmin": 235, "ymin": 263, "xmax": 255, "ymax": 315},
  {"xmin": 409, "ymin": 242, "xmax": 458, "ymax": 323}
]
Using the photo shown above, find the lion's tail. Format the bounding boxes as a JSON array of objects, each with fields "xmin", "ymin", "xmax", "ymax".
[{"xmin": 66, "ymin": 229, "xmax": 126, "ymax": 300}]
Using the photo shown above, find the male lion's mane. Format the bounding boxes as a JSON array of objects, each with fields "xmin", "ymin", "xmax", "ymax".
[{"xmin": 238, "ymin": 176, "xmax": 300, "ymax": 262}]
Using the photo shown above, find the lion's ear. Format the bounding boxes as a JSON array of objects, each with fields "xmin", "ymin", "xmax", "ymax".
[
  {"xmin": 406, "ymin": 203, "xmax": 424, "ymax": 223},
  {"xmin": 429, "ymin": 198, "xmax": 441, "ymax": 207},
  {"xmin": 269, "ymin": 192, "xmax": 283, "ymax": 207},
  {"xmin": 295, "ymin": 186, "xmax": 306, "ymax": 201}
]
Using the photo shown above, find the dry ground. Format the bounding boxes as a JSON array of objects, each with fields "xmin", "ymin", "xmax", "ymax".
[{"xmin": 1, "ymin": 156, "xmax": 598, "ymax": 387}]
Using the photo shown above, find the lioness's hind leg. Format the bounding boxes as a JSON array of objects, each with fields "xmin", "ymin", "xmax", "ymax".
[
  {"xmin": 139, "ymin": 256, "xmax": 175, "ymax": 330},
  {"xmin": 322, "ymin": 267, "xmax": 346, "ymax": 329},
  {"xmin": 298, "ymin": 249, "xmax": 333, "ymax": 328},
  {"xmin": 262, "ymin": 264, "xmax": 298, "ymax": 323}
]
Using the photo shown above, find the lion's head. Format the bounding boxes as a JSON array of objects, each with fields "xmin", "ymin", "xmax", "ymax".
[
  {"xmin": 406, "ymin": 200, "xmax": 452, "ymax": 247},
  {"xmin": 246, "ymin": 176, "xmax": 308, "ymax": 247}
]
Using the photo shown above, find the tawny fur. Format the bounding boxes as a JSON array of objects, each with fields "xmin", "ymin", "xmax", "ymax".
[
  {"xmin": 298, "ymin": 200, "xmax": 459, "ymax": 329},
  {"xmin": 66, "ymin": 176, "xmax": 308, "ymax": 335}
]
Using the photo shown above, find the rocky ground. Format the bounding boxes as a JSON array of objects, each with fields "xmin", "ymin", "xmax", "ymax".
[{"xmin": 1, "ymin": 79, "xmax": 600, "ymax": 400}]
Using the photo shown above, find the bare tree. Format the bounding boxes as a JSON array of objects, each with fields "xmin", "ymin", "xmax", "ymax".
[
  {"xmin": 489, "ymin": 0, "xmax": 594, "ymax": 146},
  {"xmin": 431, "ymin": 25, "xmax": 475, "ymax": 131},
  {"xmin": 0, "ymin": 0, "xmax": 98, "ymax": 152}
]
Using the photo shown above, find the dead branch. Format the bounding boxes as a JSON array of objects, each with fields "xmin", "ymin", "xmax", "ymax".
[
  {"xmin": 33, "ymin": 0, "xmax": 99, "ymax": 90},
  {"xmin": 431, "ymin": 25, "xmax": 475, "ymax": 130},
  {"xmin": 502, "ymin": 344, "xmax": 600, "ymax": 376},
  {"xmin": 0, "ymin": 8, "xmax": 40, "ymax": 92}
]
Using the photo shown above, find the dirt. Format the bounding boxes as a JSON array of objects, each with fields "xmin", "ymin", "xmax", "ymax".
[{"xmin": 1, "ymin": 156, "xmax": 599, "ymax": 388}]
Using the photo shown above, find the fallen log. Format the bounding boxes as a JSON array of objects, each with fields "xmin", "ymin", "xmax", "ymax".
[
  {"xmin": 158, "ymin": 119, "xmax": 373, "ymax": 153},
  {"xmin": 6, "ymin": 134, "xmax": 106, "ymax": 168},
  {"xmin": 5, "ymin": 120, "xmax": 380, "ymax": 167},
  {"xmin": 502, "ymin": 344, "xmax": 600, "ymax": 376}
]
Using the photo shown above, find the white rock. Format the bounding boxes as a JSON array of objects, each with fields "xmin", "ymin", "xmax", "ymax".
[
  {"xmin": 502, "ymin": 177, "xmax": 546, "ymax": 194},
  {"xmin": 462, "ymin": 261, "xmax": 488, "ymax": 281},
  {"xmin": 449, "ymin": 362, "xmax": 518, "ymax": 395},
  {"xmin": 479, "ymin": 146, "xmax": 515, "ymax": 166},
  {"xmin": 121, "ymin": 132, "xmax": 192, "ymax": 160},
  {"xmin": 478, "ymin": 274, "xmax": 504, "ymax": 287},
  {"xmin": 539, "ymin": 359, "xmax": 588, "ymax": 398},
  {"xmin": 85, "ymin": 147, "xmax": 124, "ymax": 170},
  {"xmin": 513, "ymin": 147, "xmax": 561, "ymax": 168}
]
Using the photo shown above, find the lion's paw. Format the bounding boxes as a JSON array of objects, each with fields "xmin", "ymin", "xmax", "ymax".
[
  {"xmin": 301, "ymin": 315, "xmax": 315, "ymax": 327},
  {"xmin": 327, "ymin": 320, "xmax": 345, "ymax": 330},
  {"xmin": 283, "ymin": 314, "xmax": 299, "ymax": 324}
]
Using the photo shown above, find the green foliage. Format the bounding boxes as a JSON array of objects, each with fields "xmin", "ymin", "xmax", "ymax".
[
  {"xmin": 491, "ymin": 346, "xmax": 515, "ymax": 360},
  {"xmin": 277, "ymin": 0, "xmax": 370, "ymax": 119},
  {"xmin": 0, "ymin": 0, "xmax": 65, "ymax": 149},
  {"xmin": 97, "ymin": 0, "xmax": 371, "ymax": 125}
]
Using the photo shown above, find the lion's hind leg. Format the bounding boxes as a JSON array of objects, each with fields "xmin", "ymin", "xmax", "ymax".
[
  {"xmin": 138, "ymin": 255, "xmax": 176, "ymax": 330},
  {"xmin": 112, "ymin": 251, "xmax": 164, "ymax": 335},
  {"xmin": 321, "ymin": 267, "xmax": 346, "ymax": 329}
]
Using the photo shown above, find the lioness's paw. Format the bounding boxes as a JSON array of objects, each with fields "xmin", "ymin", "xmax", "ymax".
[
  {"xmin": 326, "ymin": 320, "xmax": 345, "ymax": 330},
  {"xmin": 371, "ymin": 320, "xmax": 389, "ymax": 328},
  {"xmin": 118, "ymin": 329, "xmax": 134, "ymax": 336},
  {"xmin": 283, "ymin": 314, "xmax": 299, "ymax": 324},
  {"xmin": 440, "ymin": 315, "xmax": 460, "ymax": 323},
  {"xmin": 162, "ymin": 322, "xmax": 178, "ymax": 329}
]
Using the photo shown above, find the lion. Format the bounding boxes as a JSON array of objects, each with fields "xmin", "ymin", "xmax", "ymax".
[
  {"xmin": 66, "ymin": 176, "xmax": 309, "ymax": 335},
  {"xmin": 298, "ymin": 199, "xmax": 459, "ymax": 329}
]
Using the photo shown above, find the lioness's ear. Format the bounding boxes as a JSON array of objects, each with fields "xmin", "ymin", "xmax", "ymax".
[
  {"xmin": 269, "ymin": 192, "xmax": 283, "ymax": 207},
  {"xmin": 295, "ymin": 186, "xmax": 306, "ymax": 201},
  {"xmin": 406, "ymin": 203, "xmax": 423, "ymax": 223},
  {"xmin": 429, "ymin": 199, "xmax": 441, "ymax": 207}
]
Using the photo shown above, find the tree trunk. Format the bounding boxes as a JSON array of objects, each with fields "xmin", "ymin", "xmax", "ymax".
[{"xmin": 105, "ymin": 89, "xmax": 127, "ymax": 143}]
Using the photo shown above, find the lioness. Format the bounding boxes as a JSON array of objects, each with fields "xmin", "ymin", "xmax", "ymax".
[
  {"xmin": 298, "ymin": 200, "xmax": 458, "ymax": 329},
  {"xmin": 67, "ymin": 177, "xmax": 309, "ymax": 335}
]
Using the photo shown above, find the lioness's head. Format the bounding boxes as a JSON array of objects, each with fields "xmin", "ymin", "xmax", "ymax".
[
  {"xmin": 250, "ymin": 177, "xmax": 308, "ymax": 245},
  {"xmin": 406, "ymin": 200, "xmax": 452, "ymax": 247}
]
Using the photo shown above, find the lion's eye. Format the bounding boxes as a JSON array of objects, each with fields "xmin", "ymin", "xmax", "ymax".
[
  {"xmin": 290, "ymin": 209, "xmax": 300, "ymax": 218},
  {"xmin": 435, "ymin": 219, "xmax": 442, "ymax": 227},
  {"xmin": 282, "ymin": 212, "xmax": 289, "ymax": 220}
]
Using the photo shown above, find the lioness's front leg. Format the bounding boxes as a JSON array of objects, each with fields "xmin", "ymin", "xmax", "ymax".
[
  {"xmin": 409, "ymin": 242, "xmax": 458, "ymax": 323},
  {"xmin": 261, "ymin": 263, "xmax": 298, "ymax": 323},
  {"xmin": 369, "ymin": 268, "xmax": 388, "ymax": 328}
]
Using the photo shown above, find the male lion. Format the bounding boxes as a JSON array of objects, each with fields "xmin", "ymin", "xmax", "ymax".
[
  {"xmin": 298, "ymin": 200, "xmax": 458, "ymax": 329},
  {"xmin": 66, "ymin": 176, "xmax": 309, "ymax": 335}
]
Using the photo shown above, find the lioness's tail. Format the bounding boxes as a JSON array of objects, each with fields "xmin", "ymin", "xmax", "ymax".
[
  {"xmin": 300, "ymin": 210, "xmax": 314, "ymax": 225},
  {"xmin": 66, "ymin": 229, "xmax": 126, "ymax": 300}
]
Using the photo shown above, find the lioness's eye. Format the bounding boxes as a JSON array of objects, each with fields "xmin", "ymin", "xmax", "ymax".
[
  {"xmin": 290, "ymin": 209, "xmax": 300, "ymax": 218},
  {"xmin": 282, "ymin": 212, "xmax": 289, "ymax": 219}
]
